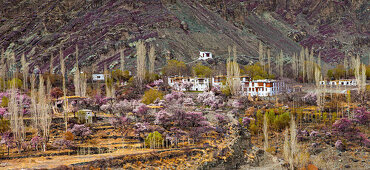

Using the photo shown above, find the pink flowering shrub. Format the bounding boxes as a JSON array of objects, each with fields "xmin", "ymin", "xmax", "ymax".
[
  {"xmin": 354, "ymin": 107, "xmax": 369, "ymax": 125},
  {"xmin": 69, "ymin": 124, "xmax": 92, "ymax": 141},
  {"xmin": 302, "ymin": 92, "xmax": 317, "ymax": 105},
  {"xmin": 242, "ymin": 117, "xmax": 253, "ymax": 127},
  {"xmin": 53, "ymin": 139, "xmax": 73, "ymax": 150},
  {"xmin": 165, "ymin": 91, "xmax": 186, "ymax": 103},
  {"xmin": 133, "ymin": 104, "xmax": 149, "ymax": 117},
  {"xmin": 183, "ymin": 97, "xmax": 195, "ymax": 106},
  {"xmin": 0, "ymin": 108, "xmax": 8, "ymax": 117},
  {"xmin": 109, "ymin": 116, "xmax": 131, "ymax": 129},
  {"xmin": 30, "ymin": 136, "xmax": 43, "ymax": 150},
  {"xmin": 197, "ymin": 92, "xmax": 224, "ymax": 109}
]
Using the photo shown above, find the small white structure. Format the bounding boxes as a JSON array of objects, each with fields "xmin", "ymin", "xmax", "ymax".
[
  {"xmin": 199, "ymin": 51, "xmax": 213, "ymax": 60},
  {"xmin": 320, "ymin": 81, "xmax": 326, "ymax": 85},
  {"xmin": 92, "ymin": 74, "xmax": 105, "ymax": 81},
  {"xmin": 78, "ymin": 109, "xmax": 93, "ymax": 124},
  {"xmin": 327, "ymin": 79, "xmax": 357, "ymax": 86},
  {"xmin": 168, "ymin": 76, "xmax": 210, "ymax": 91}
]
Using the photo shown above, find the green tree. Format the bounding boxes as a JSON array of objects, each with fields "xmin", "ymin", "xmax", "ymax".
[
  {"xmin": 7, "ymin": 78, "xmax": 22, "ymax": 89},
  {"xmin": 162, "ymin": 60, "xmax": 189, "ymax": 76},
  {"xmin": 142, "ymin": 89, "xmax": 164, "ymax": 104},
  {"xmin": 192, "ymin": 64, "xmax": 213, "ymax": 77},
  {"xmin": 0, "ymin": 118, "xmax": 10, "ymax": 133},
  {"xmin": 1, "ymin": 96, "xmax": 8, "ymax": 107},
  {"xmin": 243, "ymin": 63, "xmax": 274, "ymax": 80},
  {"xmin": 145, "ymin": 131, "xmax": 163, "ymax": 148}
]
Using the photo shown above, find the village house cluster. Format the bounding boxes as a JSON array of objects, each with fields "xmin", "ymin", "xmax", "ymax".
[
  {"xmin": 319, "ymin": 79, "xmax": 357, "ymax": 86},
  {"xmin": 168, "ymin": 75, "xmax": 286, "ymax": 97}
]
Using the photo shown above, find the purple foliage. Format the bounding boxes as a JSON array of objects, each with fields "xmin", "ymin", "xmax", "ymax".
[
  {"xmin": 183, "ymin": 97, "xmax": 195, "ymax": 106},
  {"xmin": 154, "ymin": 110, "xmax": 172, "ymax": 126},
  {"xmin": 0, "ymin": 108, "xmax": 8, "ymax": 117},
  {"xmin": 215, "ymin": 114, "xmax": 227, "ymax": 125},
  {"xmin": 165, "ymin": 91, "xmax": 186, "ymax": 104},
  {"xmin": 69, "ymin": 124, "xmax": 92, "ymax": 139},
  {"xmin": 354, "ymin": 107, "xmax": 369, "ymax": 125},
  {"xmin": 133, "ymin": 104, "xmax": 149, "ymax": 117},
  {"xmin": 30, "ymin": 136, "xmax": 43, "ymax": 149},
  {"xmin": 197, "ymin": 92, "xmax": 224, "ymax": 109},
  {"xmin": 302, "ymin": 92, "xmax": 317, "ymax": 105},
  {"xmin": 310, "ymin": 131, "xmax": 319, "ymax": 137},
  {"xmin": 53, "ymin": 139, "xmax": 73, "ymax": 150},
  {"xmin": 109, "ymin": 116, "xmax": 131, "ymax": 129},
  {"xmin": 134, "ymin": 122, "xmax": 152, "ymax": 136},
  {"xmin": 242, "ymin": 117, "xmax": 253, "ymax": 127},
  {"xmin": 335, "ymin": 140, "xmax": 345, "ymax": 151},
  {"xmin": 0, "ymin": 132, "xmax": 15, "ymax": 148},
  {"xmin": 332, "ymin": 118, "xmax": 361, "ymax": 141}
]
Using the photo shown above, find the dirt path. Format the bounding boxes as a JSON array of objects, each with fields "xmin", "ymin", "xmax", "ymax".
[{"xmin": 0, "ymin": 148, "xmax": 164, "ymax": 169}]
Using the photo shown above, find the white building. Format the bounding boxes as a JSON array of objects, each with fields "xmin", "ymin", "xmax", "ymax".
[
  {"xmin": 92, "ymin": 74, "xmax": 105, "ymax": 81},
  {"xmin": 168, "ymin": 76, "xmax": 210, "ymax": 91},
  {"xmin": 211, "ymin": 75, "xmax": 285, "ymax": 97},
  {"xmin": 242, "ymin": 79, "xmax": 285, "ymax": 97},
  {"xmin": 199, "ymin": 51, "xmax": 213, "ymax": 60},
  {"xmin": 325, "ymin": 79, "xmax": 357, "ymax": 86}
]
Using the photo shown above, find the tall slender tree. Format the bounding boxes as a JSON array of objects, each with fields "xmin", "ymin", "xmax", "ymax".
[
  {"xmin": 149, "ymin": 45, "xmax": 156, "ymax": 74},
  {"xmin": 21, "ymin": 53, "xmax": 29, "ymax": 91},
  {"xmin": 120, "ymin": 48, "xmax": 125, "ymax": 71},
  {"xmin": 59, "ymin": 48, "xmax": 68, "ymax": 132},
  {"xmin": 136, "ymin": 40, "xmax": 146, "ymax": 86}
]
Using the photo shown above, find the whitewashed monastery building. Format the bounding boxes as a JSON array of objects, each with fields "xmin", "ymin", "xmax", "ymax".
[{"xmin": 169, "ymin": 75, "xmax": 286, "ymax": 96}]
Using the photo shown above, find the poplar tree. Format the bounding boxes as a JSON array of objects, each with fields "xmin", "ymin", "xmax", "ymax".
[
  {"xmin": 136, "ymin": 40, "xmax": 146, "ymax": 86},
  {"xmin": 21, "ymin": 53, "xmax": 29, "ymax": 91},
  {"xmin": 120, "ymin": 48, "xmax": 125, "ymax": 71},
  {"xmin": 59, "ymin": 48, "xmax": 68, "ymax": 132},
  {"xmin": 149, "ymin": 45, "xmax": 156, "ymax": 74},
  {"xmin": 267, "ymin": 48, "xmax": 271, "ymax": 75}
]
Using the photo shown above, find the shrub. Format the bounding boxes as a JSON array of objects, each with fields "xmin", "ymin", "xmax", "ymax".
[
  {"xmin": 145, "ymin": 131, "xmax": 163, "ymax": 148},
  {"xmin": 1, "ymin": 96, "xmax": 8, "ymax": 107},
  {"xmin": 50, "ymin": 87, "xmax": 63, "ymax": 99},
  {"xmin": 142, "ymin": 89, "xmax": 164, "ymax": 105},
  {"xmin": 273, "ymin": 112, "xmax": 290, "ymax": 131},
  {"xmin": 335, "ymin": 140, "xmax": 345, "ymax": 151},
  {"xmin": 0, "ymin": 108, "xmax": 8, "ymax": 118},
  {"xmin": 69, "ymin": 124, "xmax": 92, "ymax": 141},
  {"xmin": 242, "ymin": 117, "xmax": 253, "ymax": 127},
  {"xmin": 64, "ymin": 131, "xmax": 74, "ymax": 141},
  {"xmin": 354, "ymin": 107, "xmax": 369, "ymax": 125},
  {"xmin": 0, "ymin": 118, "xmax": 10, "ymax": 133},
  {"xmin": 7, "ymin": 78, "xmax": 22, "ymax": 89},
  {"xmin": 30, "ymin": 136, "xmax": 43, "ymax": 150},
  {"xmin": 133, "ymin": 104, "xmax": 149, "ymax": 118},
  {"xmin": 53, "ymin": 139, "xmax": 73, "ymax": 150},
  {"xmin": 162, "ymin": 60, "xmax": 189, "ymax": 76},
  {"xmin": 192, "ymin": 64, "xmax": 213, "ymax": 77},
  {"xmin": 109, "ymin": 116, "xmax": 131, "ymax": 129},
  {"xmin": 249, "ymin": 119, "xmax": 258, "ymax": 135}
]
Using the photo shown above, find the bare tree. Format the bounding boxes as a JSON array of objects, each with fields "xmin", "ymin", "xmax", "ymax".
[
  {"xmin": 258, "ymin": 41, "xmax": 265, "ymax": 70},
  {"xmin": 74, "ymin": 45, "xmax": 81, "ymax": 96},
  {"xmin": 226, "ymin": 46, "xmax": 241, "ymax": 96},
  {"xmin": 267, "ymin": 48, "xmax": 271, "ymax": 75},
  {"xmin": 38, "ymin": 76, "xmax": 51, "ymax": 152},
  {"xmin": 120, "ymin": 48, "xmax": 125, "ymax": 71},
  {"xmin": 300, "ymin": 48, "xmax": 306, "ymax": 82},
  {"xmin": 149, "ymin": 44, "xmax": 156, "ymax": 74},
  {"xmin": 136, "ymin": 40, "xmax": 147, "ymax": 86},
  {"xmin": 59, "ymin": 48, "xmax": 68, "ymax": 132},
  {"xmin": 9, "ymin": 81, "xmax": 25, "ymax": 153},
  {"xmin": 290, "ymin": 115, "xmax": 297, "ymax": 169},
  {"xmin": 263, "ymin": 113, "xmax": 268, "ymax": 151},
  {"xmin": 50, "ymin": 55, "xmax": 54, "ymax": 74},
  {"xmin": 21, "ymin": 53, "xmax": 29, "ymax": 90}
]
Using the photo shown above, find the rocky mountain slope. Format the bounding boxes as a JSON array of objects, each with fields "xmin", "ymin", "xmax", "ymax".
[{"xmin": 0, "ymin": 0, "xmax": 368, "ymax": 74}]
